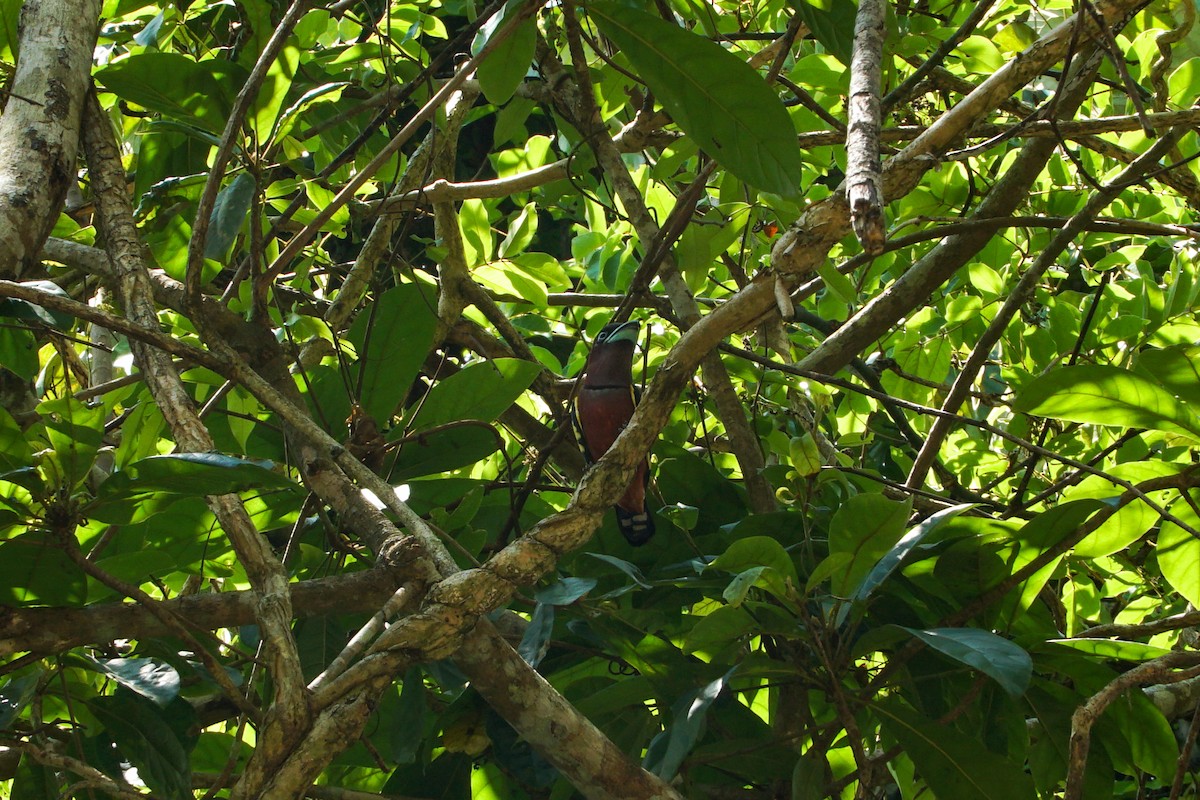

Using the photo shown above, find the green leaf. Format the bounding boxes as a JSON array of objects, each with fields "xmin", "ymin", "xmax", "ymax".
[
  {"xmin": 0, "ymin": 280, "xmax": 74, "ymax": 328},
  {"xmin": 348, "ymin": 283, "xmax": 439, "ymax": 426},
  {"xmin": 95, "ymin": 53, "xmax": 247, "ymax": 132},
  {"xmin": 96, "ymin": 452, "xmax": 299, "ymax": 503},
  {"xmin": 390, "ymin": 668, "xmax": 428, "ymax": 764},
  {"xmin": 902, "ymin": 627, "xmax": 1032, "ymax": 697},
  {"xmin": 789, "ymin": 0, "xmax": 857, "ymax": 65},
  {"xmin": 588, "ymin": 2, "xmax": 803, "ymax": 196},
  {"xmin": 875, "ymin": 697, "xmax": 1036, "ymax": 799},
  {"xmin": 250, "ymin": 41, "xmax": 299, "ymax": 142},
  {"xmin": 1157, "ymin": 497, "xmax": 1200, "ymax": 606},
  {"xmin": 1013, "ymin": 364, "xmax": 1200, "ymax": 440},
  {"xmin": 1046, "ymin": 638, "xmax": 1174, "ymax": 662},
  {"xmin": 0, "ymin": 669, "xmax": 42, "ymax": 731},
  {"xmin": 1138, "ymin": 344, "xmax": 1200, "ymax": 405},
  {"xmin": 0, "ymin": 406, "xmax": 33, "ymax": 472},
  {"xmin": 79, "ymin": 657, "xmax": 181, "ymax": 707},
  {"xmin": 410, "ymin": 358, "xmax": 542, "ymax": 430},
  {"xmin": 92, "ymin": 693, "xmax": 194, "ymax": 800},
  {"xmin": 390, "ymin": 425, "xmax": 500, "ymax": 480},
  {"xmin": 204, "ymin": 171, "xmax": 256, "ymax": 259},
  {"xmin": 841, "ymin": 503, "xmax": 970, "ymax": 624},
  {"xmin": 709, "ymin": 535, "xmax": 800, "ymax": 604},
  {"xmin": 643, "ymin": 668, "xmax": 736, "ymax": 780},
  {"xmin": 39, "ymin": 395, "xmax": 105, "ymax": 491},
  {"xmin": 0, "ymin": 532, "xmax": 86, "ymax": 607},
  {"xmin": 828, "ymin": 493, "xmax": 913, "ymax": 597},
  {"xmin": 684, "ymin": 604, "xmax": 756, "ymax": 655},
  {"xmin": 473, "ymin": 0, "xmax": 536, "ymax": 105}
]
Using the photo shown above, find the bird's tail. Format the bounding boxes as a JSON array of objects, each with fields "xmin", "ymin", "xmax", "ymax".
[{"xmin": 615, "ymin": 506, "xmax": 655, "ymax": 546}]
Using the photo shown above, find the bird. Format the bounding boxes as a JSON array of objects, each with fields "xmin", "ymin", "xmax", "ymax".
[{"xmin": 573, "ymin": 319, "xmax": 655, "ymax": 545}]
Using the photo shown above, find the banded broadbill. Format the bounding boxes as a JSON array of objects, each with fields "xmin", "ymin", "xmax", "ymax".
[{"xmin": 574, "ymin": 320, "xmax": 655, "ymax": 545}]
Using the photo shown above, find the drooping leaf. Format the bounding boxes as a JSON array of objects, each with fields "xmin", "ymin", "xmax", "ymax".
[
  {"xmin": 0, "ymin": 280, "xmax": 74, "ymax": 328},
  {"xmin": 1014, "ymin": 364, "xmax": 1200, "ymax": 440},
  {"xmin": 91, "ymin": 693, "xmax": 194, "ymax": 800},
  {"xmin": 39, "ymin": 395, "xmax": 105, "ymax": 491},
  {"xmin": 517, "ymin": 602, "xmax": 554, "ymax": 667},
  {"xmin": 789, "ymin": 0, "xmax": 858, "ymax": 65},
  {"xmin": 0, "ymin": 669, "xmax": 43, "ymax": 730},
  {"xmin": 347, "ymin": 283, "xmax": 439, "ymax": 427},
  {"xmin": 643, "ymin": 667, "xmax": 737, "ymax": 780},
  {"xmin": 902, "ymin": 627, "xmax": 1032, "ymax": 697},
  {"xmin": 709, "ymin": 535, "xmax": 800, "ymax": 605},
  {"xmin": 588, "ymin": 2, "xmax": 803, "ymax": 196},
  {"xmin": 473, "ymin": 0, "xmax": 536, "ymax": 105},
  {"xmin": 204, "ymin": 171, "xmax": 256, "ymax": 259},
  {"xmin": 95, "ymin": 452, "xmax": 300, "ymax": 503}
]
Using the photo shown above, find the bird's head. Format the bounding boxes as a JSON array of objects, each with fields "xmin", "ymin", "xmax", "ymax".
[{"xmin": 583, "ymin": 320, "xmax": 640, "ymax": 386}]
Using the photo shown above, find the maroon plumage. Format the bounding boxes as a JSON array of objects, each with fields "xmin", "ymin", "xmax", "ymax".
[{"xmin": 574, "ymin": 320, "xmax": 655, "ymax": 545}]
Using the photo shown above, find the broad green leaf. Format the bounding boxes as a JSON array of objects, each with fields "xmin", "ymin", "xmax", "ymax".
[
  {"xmin": 0, "ymin": 280, "xmax": 74, "ymax": 328},
  {"xmin": 0, "ymin": 327, "xmax": 37, "ymax": 381},
  {"xmin": 684, "ymin": 604, "xmax": 756, "ymax": 655},
  {"xmin": 1157, "ymin": 498, "xmax": 1200, "ymax": 606},
  {"xmin": 11, "ymin": 754, "xmax": 57, "ymax": 799},
  {"xmin": 348, "ymin": 282, "xmax": 439, "ymax": 426},
  {"xmin": 828, "ymin": 494, "xmax": 913, "ymax": 597},
  {"xmin": 409, "ymin": 358, "xmax": 542, "ymax": 430},
  {"xmin": 842, "ymin": 503, "xmax": 971, "ymax": 624},
  {"xmin": 250, "ymin": 41, "xmax": 299, "ymax": 142},
  {"xmin": 1001, "ymin": 499, "xmax": 1103, "ymax": 619},
  {"xmin": 875, "ymin": 697, "xmax": 1037, "ymax": 800},
  {"xmin": 0, "ymin": 669, "xmax": 42, "ymax": 730},
  {"xmin": 643, "ymin": 668, "xmax": 736, "ymax": 780},
  {"xmin": 473, "ymin": 0, "xmax": 536, "ymax": 105},
  {"xmin": 902, "ymin": 627, "xmax": 1032, "ymax": 697},
  {"xmin": 1137, "ymin": 344, "xmax": 1200, "ymax": 405},
  {"xmin": 79, "ymin": 657, "xmax": 181, "ymax": 707},
  {"xmin": 39, "ymin": 396, "xmax": 105, "ymax": 491},
  {"xmin": 0, "ymin": 406, "xmax": 33, "ymax": 472},
  {"xmin": 789, "ymin": 0, "xmax": 857, "ymax": 65},
  {"xmin": 588, "ymin": 2, "xmax": 803, "ymax": 196},
  {"xmin": 92, "ymin": 693, "xmax": 194, "ymax": 800},
  {"xmin": 1064, "ymin": 461, "xmax": 1180, "ymax": 558},
  {"xmin": 390, "ymin": 668, "xmax": 427, "ymax": 764},
  {"xmin": 1046, "ymin": 638, "xmax": 1174, "ymax": 662},
  {"xmin": 95, "ymin": 452, "xmax": 299, "ymax": 502},
  {"xmin": 390, "ymin": 425, "xmax": 499, "ymax": 480},
  {"xmin": 536, "ymin": 577, "xmax": 597, "ymax": 605},
  {"xmin": 1013, "ymin": 364, "xmax": 1200, "ymax": 440},
  {"xmin": 517, "ymin": 602, "xmax": 555, "ymax": 667},
  {"xmin": 204, "ymin": 171, "xmax": 256, "ymax": 259},
  {"xmin": 709, "ymin": 535, "xmax": 800, "ymax": 604},
  {"xmin": 95, "ymin": 53, "xmax": 247, "ymax": 132}
]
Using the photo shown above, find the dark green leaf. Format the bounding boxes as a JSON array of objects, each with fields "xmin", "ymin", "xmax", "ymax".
[
  {"xmin": 536, "ymin": 577, "xmax": 597, "ymax": 605},
  {"xmin": 902, "ymin": 627, "xmax": 1032, "ymax": 697},
  {"xmin": 84, "ymin": 657, "xmax": 181, "ymax": 707},
  {"xmin": 1013, "ymin": 364, "xmax": 1200, "ymax": 439},
  {"xmin": 11, "ymin": 755, "xmax": 58, "ymax": 800},
  {"xmin": 588, "ymin": 2, "xmax": 803, "ymax": 195},
  {"xmin": 91, "ymin": 693, "xmax": 193, "ymax": 800},
  {"xmin": 410, "ymin": 358, "xmax": 542, "ymax": 430},
  {"xmin": 388, "ymin": 425, "xmax": 500, "ymax": 480},
  {"xmin": 95, "ymin": 452, "xmax": 300, "ymax": 504},
  {"xmin": 40, "ymin": 396, "xmax": 105, "ymax": 491},
  {"xmin": 875, "ymin": 697, "xmax": 1036, "ymax": 800},
  {"xmin": 0, "ymin": 669, "xmax": 42, "ymax": 730},
  {"xmin": 644, "ymin": 667, "xmax": 736, "ymax": 780},
  {"xmin": 0, "ymin": 280, "xmax": 74, "ymax": 328},
  {"xmin": 348, "ymin": 283, "xmax": 439, "ymax": 427},
  {"xmin": 0, "ymin": 533, "xmax": 86, "ymax": 607},
  {"xmin": 389, "ymin": 668, "xmax": 427, "ymax": 764},
  {"xmin": 0, "ymin": 406, "xmax": 33, "ymax": 472},
  {"xmin": 517, "ymin": 602, "xmax": 554, "ymax": 667},
  {"xmin": 789, "ymin": 0, "xmax": 857, "ymax": 64},
  {"xmin": 204, "ymin": 171, "xmax": 256, "ymax": 259}
]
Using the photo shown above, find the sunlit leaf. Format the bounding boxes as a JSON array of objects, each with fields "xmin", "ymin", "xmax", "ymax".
[{"xmin": 588, "ymin": 2, "xmax": 803, "ymax": 195}]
